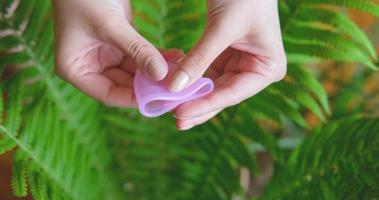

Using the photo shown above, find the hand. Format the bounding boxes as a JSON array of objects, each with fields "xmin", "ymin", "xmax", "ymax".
[
  {"xmin": 169, "ymin": 0, "xmax": 287, "ymax": 130},
  {"xmin": 53, "ymin": 0, "xmax": 181, "ymax": 107}
]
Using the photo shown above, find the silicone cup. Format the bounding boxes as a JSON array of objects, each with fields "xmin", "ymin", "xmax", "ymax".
[{"xmin": 134, "ymin": 63, "xmax": 214, "ymax": 117}]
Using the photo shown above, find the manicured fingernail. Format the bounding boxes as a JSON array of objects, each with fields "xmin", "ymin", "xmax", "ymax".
[
  {"xmin": 146, "ymin": 58, "xmax": 168, "ymax": 81},
  {"xmin": 178, "ymin": 124, "xmax": 194, "ymax": 131},
  {"xmin": 169, "ymin": 70, "xmax": 190, "ymax": 92}
]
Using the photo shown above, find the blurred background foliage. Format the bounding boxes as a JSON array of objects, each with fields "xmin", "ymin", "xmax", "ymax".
[{"xmin": 0, "ymin": 0, "xmax": 379, "ymax": 200}]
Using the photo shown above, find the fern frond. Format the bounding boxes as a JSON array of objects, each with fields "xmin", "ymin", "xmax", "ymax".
[
  {"xmin": 28, "ymin": 164, "xmax": 50, "ymax": 200},
  {"xmin": 3, "ymin": 73, "xmax": 24, "ymax": 135},
  {"xmin": 233, "ymin": 107, "xmax": 281, "ymax": 158},
  {"xmin": 1, "ymin": 0, "xmax": 124, "ymax": 199},
  {"xmin": 132, "ymin": 0, "xmax": 205, "ymax": 50},
  {"xmin": 288, "ymin": 64, "xmax": 330, "ymax": 114},
  {"xmin": 0, "ymin": 137, "xmax": 15, "ymax": 154},
  {"xmin": 1, "ymin": 1, "xmax": 108, "ymax": 165},
  {"xmin": 12, "ymin": 151, "xmax": 28, "ymax": 197},
  {"xmin": 282, "ymin": 0, "xmax": 379, "ymax": 69},
  {"xmin": 3, "ymin": 100, "xmax": 107, "ymax": 199},
  {"xmin": 273, "ymin": 81, "xmax": 327, "ymax": 122},
  {"xmin": 296, "ymin": 6, "xmax": 377, "ymax": 59},
  {"xmin": 261, "ymin": 117, "xmax": 379, "ymax": 199},
  {"xmin": 0, "ymin": 85, "xmax": 17, "ymax": 154},
  {"xmin": 285, "ymin": 22, "xmax": 376, "ymax": 61},
  {"xmin": 1, "ymin": 0, "xmax": 377, "ymax": 200},
  {"xmin": 309, "ymin": 0, "xmax": 379, "ymax": 17},
  {"xmin": 0, "ymin": 73, "xmax": 25, "ymax": 154},
  {"xmin": 180, "ymin": 110, "xmax": 248, "ymax": 200},
  {"xmin": 285, "ymin": 41, "xmax": 378, "ymax": 69}
]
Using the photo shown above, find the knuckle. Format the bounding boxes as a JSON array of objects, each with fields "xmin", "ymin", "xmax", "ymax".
[
  {"xmin": 188, "ymin": 51, "xmax": 206, "ymax": 67},
  {"xmin": 126, "ymin": 40, "xmax": 151, "ymax": 60},
  {"xmin": 182, "ymin": 52, "xmax": 207, "ymax": 78}
]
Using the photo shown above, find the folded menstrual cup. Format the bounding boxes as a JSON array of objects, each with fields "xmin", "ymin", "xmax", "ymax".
[{"xmin": 134, "ymin": 63, "xmax": 214, "ymax": 117}]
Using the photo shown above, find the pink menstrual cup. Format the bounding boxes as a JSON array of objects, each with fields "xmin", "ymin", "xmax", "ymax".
[{"xmin": 134, "ymin": 62, "xmax": 214, "ymax": 117}]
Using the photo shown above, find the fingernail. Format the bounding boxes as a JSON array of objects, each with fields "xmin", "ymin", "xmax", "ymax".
[
  {"xmin": 178, "ymin": 124, "xmax": 194, "ymax": 131},
  {"xmin": 169, "ymin": 70, "xmax": 190, "ymax": 92},
  {"xmin": 146, "ymin": 58, "xmax": 168, "ymax": 81}
]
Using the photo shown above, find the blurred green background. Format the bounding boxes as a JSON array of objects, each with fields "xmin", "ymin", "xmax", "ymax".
[{"xmin": 1, "ymin": 0, "xmax": 379, "ymax": 200}]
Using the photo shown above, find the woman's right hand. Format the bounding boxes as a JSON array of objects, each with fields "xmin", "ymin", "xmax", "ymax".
[{"xmin": 168, "ymin": 0, "xmax": 287, "ymax": 129}]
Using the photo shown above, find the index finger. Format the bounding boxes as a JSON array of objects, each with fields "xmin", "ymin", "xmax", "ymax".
[{"xmin": 174, "ymin": 71, "xmax": 274, "ymax": 119}]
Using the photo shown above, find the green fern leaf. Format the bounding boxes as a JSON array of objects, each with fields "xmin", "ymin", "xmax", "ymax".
[
  {"xmin": 132, "ymin": 0, "xmax": 205, "ymax": 50},
  {"xmin": 261, "ymin": 117, "xmax": 379, "ymax": 199},
  {"xmin": 235, "ymin": 111, "xmax": 281, "ymax": 158},
  {"xmin": 285, "ymin": 42, "xmax": 378, "ymax": 69},
  {"xmin": 308, "ymin": 0, "xmax": 379, "ymax": 17},
  {"xmin": 0, "ymin": 73, "xmax": 25, "ymax": 154},
  {"xmin": 275, "ymin": 82, "xmax": 327, "ymax": 122},
  {"xmin": 28, "ymin": 165, "xmax": 49, "ymax": 200},
  {"xmin": 288, "ymin": 65, "xmax": 330, "ymax": 115},
  {"xmin": 285, "ymin": 22, "xmax": 377, "ymax": 65},
  {"xmin": 3, "ymin": 74, "xmax": 25, "ymax": 135},
  {"xmin": 0, "ymin": 137, "xmax": 15, "ymax": 154},
  {"xmin": 1, "ymin": 0, "xmax": 377, "ymax": 200},
  {"xmin": 297, "ymin": 6, "xmax": 377, "ymax": 59},
  {"xmin": 282, "ymin": 0, "xmax": 379, "ymax": 70},
  {"xmin": 11, "ymin": 151, "xmax": 28, "ymax": 197},
  {"xmin": 1, "ymin": 0, "xmax": 124, "ymax": 198}
]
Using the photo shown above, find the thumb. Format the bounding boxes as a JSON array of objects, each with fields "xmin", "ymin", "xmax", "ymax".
[
  {"xmin": 102, "ymin": 20, "xmax": 168, "ymax": 81},
  {"xmin": 168, "ymin": 24, "xmax": 235, "ymax": 92}
]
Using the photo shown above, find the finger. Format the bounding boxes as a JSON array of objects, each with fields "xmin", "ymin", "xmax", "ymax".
[
  {"xmin": 175, "ymin": 72, "xmax": 274, "ymax": 119},
  {"xmin": 176, "ymin": 109, "xmax": 223, "ymax": 131},
  {"xmin": 204, "ymin": 48, "xmax": 234, "ymax": 79},
  {"xmin": 121, "ymin": 0, "xmax": 133, "ymax": 22},
  {"xmin": 101, "ymin": 19, "xmax": 168, "ymax": 81},
  {"xmin": 120, "ymin": 49, "xmax": 185, "ymax": 76},
  {"xmin": 68, "ymin": 71, "xmax": 137, "ymax": 107},
  {"xmin": 168, "ymin": 23, "xmax": 237, "ymax": 92},
  {"xmin": 97, "ymin": 43, "xmax": 124, "ymax": 68},
  {"xmin": 175, "ymin": 49, "xmax": 286, "ymax": 118}
]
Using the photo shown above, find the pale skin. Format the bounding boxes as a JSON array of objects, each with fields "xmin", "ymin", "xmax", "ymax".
[{"xmin": 53, "ymin": 0, "xmax": 286, "ymax": 130}]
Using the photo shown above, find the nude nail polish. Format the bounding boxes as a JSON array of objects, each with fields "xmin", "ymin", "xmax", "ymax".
[
  {"xmin": 146, "ymin": 58, "xmax": 168, "ymax": 81},
  {"xmin": 169, "ymin": 70, "xmax": 190, "ymax": 92}
]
